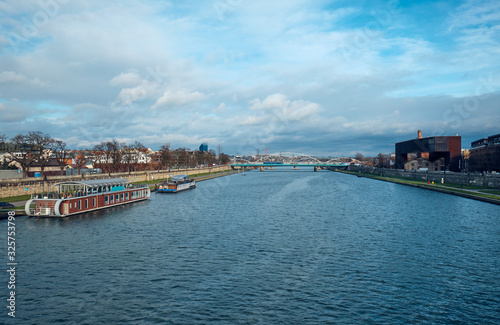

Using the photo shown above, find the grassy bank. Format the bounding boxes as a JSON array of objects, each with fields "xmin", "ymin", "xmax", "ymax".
[
  {"xmin": 0, "ymin": 194, "xmax": 31, "ymax": 202},
  {"xmin": 338, "ymin": 170, "xmax": 500, "ymax": 204},
  {"xmin": 134, "ymin": 169, "xmax": 237, "ymax": 186}
]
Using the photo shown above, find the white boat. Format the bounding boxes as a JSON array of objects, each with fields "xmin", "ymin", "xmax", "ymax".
[{"xmin": 157, "ymin": 174, "xmax": 196, "ymax": 193}]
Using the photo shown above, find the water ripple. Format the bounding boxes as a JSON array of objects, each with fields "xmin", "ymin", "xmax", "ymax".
[{"xmin": 2, "ymin": 170, "xmax": 500, "ymax": 324}]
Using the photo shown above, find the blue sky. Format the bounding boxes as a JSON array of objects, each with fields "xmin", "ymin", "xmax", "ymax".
[{"xmin": 0, "ymin": 0, "xmax": 499, "ymax": 156}]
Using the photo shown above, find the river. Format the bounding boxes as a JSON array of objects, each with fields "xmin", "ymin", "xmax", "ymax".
[{"xmin": 1, "ymin": 169, "xmax": 499, "ymax": 324}]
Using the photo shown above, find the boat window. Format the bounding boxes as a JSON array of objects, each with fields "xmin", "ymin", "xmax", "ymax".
[
  {"xmin": 116, "ymin": 194, "xmax": 119, "ymax": 202},
  {"xmin": 93, "ymin": 197, "xmax": 96, "ymax": 207},
  {"xmin": 121, "ymin": 193, "xmax": 124, "ymax": 201},
  {"xmin": 78, "ymin": 200, "xmax": 81, "ymax": 210},
  {"xmin": 110, "ymin": 195, "xmax": 114, "ymax": 204},
  {"xmin": 126, "ymin": 193, "xmax": 129, "ymax": 200},
  {"xmin": 85, "ymin": 200, "xmax": 88, "ymax": 209},
  {"xmin": 105, "ymin": 196, "xmax": 109, "ymax": 204}
]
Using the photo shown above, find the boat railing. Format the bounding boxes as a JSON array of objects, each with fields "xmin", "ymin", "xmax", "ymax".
[
  {"xmin": 30, "ymin": 183, "xmax": 149, "ymax": 200},
  {"xmin": 129, "ymin": 183, "xmax": 149, "ymax": 189},
  {"xmin": 31, "ymin": 192, "xmax": 63, "ymax": 200}
]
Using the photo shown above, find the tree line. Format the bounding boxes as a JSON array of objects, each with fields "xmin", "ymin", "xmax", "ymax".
[{"xmin": 0, "ymin": 132, "xmax": 230, "ymax": 178}]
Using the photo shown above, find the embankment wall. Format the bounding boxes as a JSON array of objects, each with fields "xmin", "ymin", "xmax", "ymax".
[{"xmin": 0, "ymin": 165, "xmax": 231, "ymax": 198}]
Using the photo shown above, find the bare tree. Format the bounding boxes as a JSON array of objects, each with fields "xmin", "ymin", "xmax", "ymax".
[
  {"xmin": 173, "ymin": 148, "xmax": 189, "ymax": 169},
  {"xmin": 121, "ymin": 144, "xmax": 135, "ymax": 174},
  {"xmin": 354, "ymin": 153, "xmax": 364, "ymax": 162},
  {"xmin": 209, "ymin": 149, "xmax": 217, "ymax": 165},
  {"xmin": 84, "ymin": 147, "xmax": 100, "ymax": 174},
  {"xmin": 106, "ymin": 139, "xmax": 124, "ymax": 172},
  {"xmin": 101, "ymin": 142, "xmax": 113, "ymax": 172},
  {"xmin": 91, "ymin": 143, "xmax": 106, "ymax": 172},
  {"xmin": 219, "ymin": 153, "xmax": 230, "ymax": 165},
  {"xmin": 73, "ymin": 150, "xmax": 86, "ymax": 175},
  {"xmin": 128, "ymin": 141, "xmax": 147, "ymax": 172},
  {"xmin": 98, "ymin": 139, "xmax": 124, "ymax": 173},
  {"xmin": 0, "ymin": 134, "xmax": 7, "ymax": 151},
  {"xmin": 158, "ymin": 143, "xmax": 172, "ymax": 169},
  {"xmin": 377, "ymin": 153, "xmax": 385, "ymax": 168},
  {"xmin": 6, "ymin": 133, "xmax": 35, "ymax": 177},
  {"xmin": 53, "ymin": 140, "xmax": 71, "ymax": 175},
  {"xmin": 29, "ymin": 131, "xmax": 57, "ymax": 178}
]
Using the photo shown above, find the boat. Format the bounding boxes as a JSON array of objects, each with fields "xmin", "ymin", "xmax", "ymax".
[
  {"xmin": 157, "ymin": 174, "xmax": 196, "ymax": 193},
  {"xmin": 25, "ymin": 178, "xmax": 150, "ymax": 218}
]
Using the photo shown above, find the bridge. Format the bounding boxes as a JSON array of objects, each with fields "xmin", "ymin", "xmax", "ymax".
[{"xmin": 230, "ymin": 163, "xmax": 348, "ymax": 169}]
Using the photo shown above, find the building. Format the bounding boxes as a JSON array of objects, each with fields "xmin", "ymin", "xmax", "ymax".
[
  {"xmin": 469, "ymin": 133, "xmax": 500, "ymax": 172},
  {"xmin": 404, "ymin": 157, "xmax": 445, "ymax": 171},
  {"xmin": 395, "ymin": 130, "xmax": 462, "ymax": 172},
  {"xmin": 199, "ymin": 143, "xmax": 208, "ymax": 152}
]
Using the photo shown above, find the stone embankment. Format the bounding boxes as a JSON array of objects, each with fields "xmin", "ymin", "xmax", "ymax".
[
  {"xmin": 0, "ymin": 165, "xmax": 231, "ymax": 198},
  {"xmin": 347, "ymin": 165, "xmax": 500, "ymax": 188}
]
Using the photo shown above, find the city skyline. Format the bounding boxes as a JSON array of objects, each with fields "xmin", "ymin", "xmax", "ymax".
[{"xmin": 1, "ymin": 0, "xmax": 499, "ymax": 156}]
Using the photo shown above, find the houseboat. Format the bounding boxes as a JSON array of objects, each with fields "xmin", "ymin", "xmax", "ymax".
[
  {"xmin": 157, "ymin": 174, "xmax": 196, "ymax": 193},
  {"xmin": 25, "ymin": 178, "xmax": 150, "ymax": 217}
]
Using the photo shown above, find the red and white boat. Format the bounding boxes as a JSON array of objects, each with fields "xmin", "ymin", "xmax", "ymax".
[{"xmin": 25, "ymin": 178, "xmax": 150, "ymax": 217}]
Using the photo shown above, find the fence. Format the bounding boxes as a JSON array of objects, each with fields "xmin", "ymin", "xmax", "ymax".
[
  {"xmin": 347, "ymin": 166, "xmax": 500, "ymax": 188},
  {"xmin": 0, "ymin": 170, "xmax": 23, "ymax": 180}
]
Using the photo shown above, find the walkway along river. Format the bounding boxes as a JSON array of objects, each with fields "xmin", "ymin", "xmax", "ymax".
[{"xmin": 1, "ymin": 169, "xmax": 499, "ymax": 324}]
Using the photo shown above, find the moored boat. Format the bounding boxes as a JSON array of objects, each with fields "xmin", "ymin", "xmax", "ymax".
[
  {"xmin": 25, "ymin": 178, "xmax": 150, "ymax": 217},
  {"xmin": 157, "ymin": 174, "xmax": 196, "ymax": 193}
]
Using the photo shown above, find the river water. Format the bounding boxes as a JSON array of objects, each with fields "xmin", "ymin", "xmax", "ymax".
[{"xmin": 1, "ymin": 169, "xmax": 499, "ymax": 324}]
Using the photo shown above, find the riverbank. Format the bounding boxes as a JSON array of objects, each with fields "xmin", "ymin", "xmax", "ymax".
[
  {"xmin": 0, "ymin": 165, "xmax": 232, "ymax": 198},
  {"xmin": 336, "ymin": 170, "xmax": 500, "ymax": 206},
  {"xmin": 0, "ymin": 169, "xmax": 241, "ymax": 218},
  {"xmin": 150, "ymin": 169, "xmax": 241, "ymax": 191}
]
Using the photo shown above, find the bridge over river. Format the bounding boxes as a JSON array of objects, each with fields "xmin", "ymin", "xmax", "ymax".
[{"xmin": 230, "ymin": 163, "xmax": 348, "ymax": 169}]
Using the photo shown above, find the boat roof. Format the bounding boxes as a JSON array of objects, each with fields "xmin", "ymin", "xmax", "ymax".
[
  {"xmin": 52, "ymin": 178, "xmax": 130, "ymax": 187},
  {"xmin": 171, "ymin": 174, "xmax": 189, "ymax": 180}
]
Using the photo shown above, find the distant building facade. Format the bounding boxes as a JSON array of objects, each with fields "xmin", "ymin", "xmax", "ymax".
[
  {"xmin": 469, "ymin": 133, "xmax": 500, "ymax": 172},
  {"xmin": 404, "ymin": 157, "xmax": 445, "ymax": 171},
  {"xmin": 395, "ymin": 130, "xmax": 462, "ymax": 172}
]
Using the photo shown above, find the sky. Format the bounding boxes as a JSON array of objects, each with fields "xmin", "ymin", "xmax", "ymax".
[{"xmin": 0, "ymin": 0, "xmax": 499, "ymax": 157}]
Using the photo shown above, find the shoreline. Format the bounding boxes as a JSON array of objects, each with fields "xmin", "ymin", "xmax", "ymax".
[
  {"xmin": 336, "ymin": 170, "xmax": 500, "ymax": 206},
  {"xmin": 0, "ymin": 169, "xmax": 241, "ymax": 218},
  {"xmin": 150, "ymin": 169, "xmax": 241, "ymax": 191}
]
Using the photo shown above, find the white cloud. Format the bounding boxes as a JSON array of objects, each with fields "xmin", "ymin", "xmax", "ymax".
[
  {"xmin": 239, "ymin": 115, "xmax": 268, "ymax": 126},
  {"xmin": 0, "ymin": 71, "xmax": 26, "ymax": 83},
  {"xmin": 152, "ymin": 90, "xmax": 206, "ymax": 109},
  {"xmin": 214, "ymin": 102, "xmax": 226, "ymax": 112},
  {"xmin": 0, "ymin": 102, "xmax": 29, "ymax": 122},
  {"xmin": 250, "ymin": 93, "xmax": 289, "ymax": 110},
  {"xmin": 249, "ymin": 93, "xmax": 321, "ymax": 120},
  {"xmin": 109, "ymin": 72, "xmax": 143, "ymax": 86},
  {"xmin": 0, "ymin": 1, "xmax": 499, "ymax": 155},
  {"xmin": 446, "ymin": 0, "xmax": 500, "ymax": 31}
]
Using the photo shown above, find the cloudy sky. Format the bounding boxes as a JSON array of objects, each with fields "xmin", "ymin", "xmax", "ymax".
[{"xmin": 1, "ymin": 0, "xmax": 499, "ymax": 156}]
